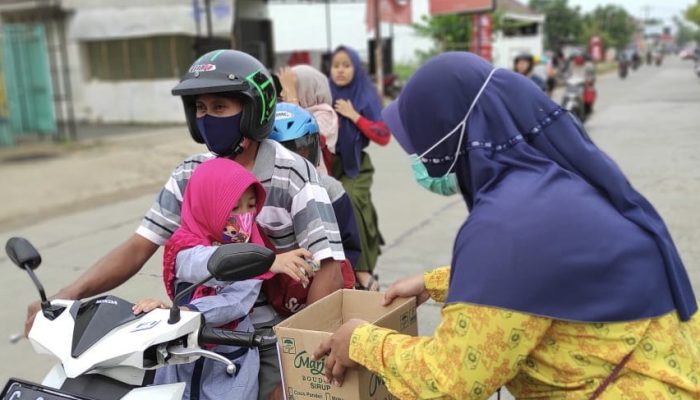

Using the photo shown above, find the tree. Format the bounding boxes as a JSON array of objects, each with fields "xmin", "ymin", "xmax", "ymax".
[
  {"xmin": 580, "ymin": 5, "xmax": 636, "ymax": 51},
  {"xmin": 413, "ymin": 14, "xmax": 472, "ymax": 61},
  {"xmin": 529, "ymin": 0, "xmax": 584, "ymax": 50},
  {"xmin": 674, "ymin": 15, "xmax": 700, "ymax": 46},
  {"xmin": 685, "ymin": 0, "xmax": 700, "ymax": 28}
]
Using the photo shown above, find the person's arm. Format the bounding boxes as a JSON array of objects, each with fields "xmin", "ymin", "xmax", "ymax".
[
  {"xmin": 334, "ymin": 99, "xmax": 390, "ymax": 146},
  {"xmin": 331, "ymin": 193, "xmax": 362, "ymax": 268},
  {"xmin": 349, "ymin": 304, "xmax": 551, "ymax": 399},
  {"xmin": 290, "ymin": 163, "xmax": 345, "ymax": 302},
  {"xmin": 61, "ymin": 234, "xmax": 159, "ymax": 299},
  {"xmin": 277, "ymin": 66, "xmax": 299, "ymax": 105},
  {"xmin": 307, "ymin": 258, "xmax": 343, "ymax": 304},
  {"xmin": 24, "ymin": 234, "xmax": 158, "ymax": 336},
  {"xmin": 177, "ymin": 245, "xmax": 314, "ymax": 286},
  {"xmin": 186, "ymin": 280, "xmax": 262, "ymax": 327},
  {"xmin": 25, "ymin": 158, "xmax": 196, "ymax": 336},
  {"xmin": 355, "ymin": 117, "xmax": 391, "ymax": 146},
  {"xmin": 423, "ymin": 266, "xmax": 450, "ymax": 303}
]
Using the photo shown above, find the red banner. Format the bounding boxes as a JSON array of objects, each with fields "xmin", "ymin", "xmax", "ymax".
[
  {"xmin": 430, "ymin": 0, "xmax": 494, "ymax": 16},
  {"xmin": 366, "ymin": 0, "xmax": 412, "ymax": 32},
  {"xmin": 470, "ymin": 13, "xmax": 492, "ymax": 62}
]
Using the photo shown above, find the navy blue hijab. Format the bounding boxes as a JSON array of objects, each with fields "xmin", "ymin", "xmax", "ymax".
[
  {"xmin": 383, "ymin": 52, "xmax": 696, "ymax": 322},
  {"xmin": 329, "ymin": 46, "xmax": 384, "ymax": 178}
]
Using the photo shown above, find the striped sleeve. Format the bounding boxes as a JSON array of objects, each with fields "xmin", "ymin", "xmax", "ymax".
[
  {"xmin": 256, "ymin": 146, "xmax": 345, "ymax": 262},
  {"xmin": 290, "ymin": 167, "xmax": 345, "ymax": 261},
  {"xmin": 135, "ymin": 153, "xmax": 213, "ymax": 245}
]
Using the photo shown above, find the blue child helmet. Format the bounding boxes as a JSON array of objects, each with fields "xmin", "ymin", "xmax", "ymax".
[{"xmin": 269, "ymin": 102, "xmax": 321, "ymax": 166}]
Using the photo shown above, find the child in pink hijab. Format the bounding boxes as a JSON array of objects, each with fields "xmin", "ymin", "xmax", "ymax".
[{"xmin": 133, "ymin": 157, "xmax": 273, "ymax": 400}]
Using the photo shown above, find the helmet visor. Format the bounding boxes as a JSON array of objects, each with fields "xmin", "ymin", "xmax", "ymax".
[{"xmin": 281, "ymin": 134, "xmax": 321, "ymax": 167}]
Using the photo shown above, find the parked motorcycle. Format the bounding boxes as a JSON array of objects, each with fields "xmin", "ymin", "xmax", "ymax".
[
  {"xmin": 383, "ymin": 73, "xmax": 403, "ymax": 99},
  {"xmin": 1, "ymin": 238, "xmax": 275, "ymax": 400}
]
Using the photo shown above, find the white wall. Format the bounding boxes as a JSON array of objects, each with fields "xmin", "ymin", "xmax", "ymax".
[
  {"xmin": 80, "ymin": 80, "xmax": 185, "ymax": 124},
  {"xmin": 63, "ymin": 0, "xmax": 269, "ymax": 124},
  {"xmin": 268, "ymin": 0, "xmax": 433, "ymax": 65},
  {"xmin": 491, "ymin": 33, "xmax": 544, "ymax": 69},
  {"xmin": 63, "ymin": 0, "xmax": 436, "ymax": 123}
]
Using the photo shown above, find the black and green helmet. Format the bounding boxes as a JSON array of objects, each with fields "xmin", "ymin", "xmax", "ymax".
[{"xmin": 172, "ymin": 49, "xmax": 277, "ymax": 143}]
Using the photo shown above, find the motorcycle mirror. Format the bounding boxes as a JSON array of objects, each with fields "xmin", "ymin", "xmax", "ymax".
[
  {"xmin": 6, "ymin": 237, "xmax": 54, "ymax": 316},
  {"xmin": 6, "ymin": 237, "xmax": 42, "ymax": 270},
  {"xmin": 207, "ymin": 243, "xmax": 274, "ymax": 282}
]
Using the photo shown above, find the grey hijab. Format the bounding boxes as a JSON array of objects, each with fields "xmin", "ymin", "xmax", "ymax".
[{"xmin": 292, "ymin": 65, "xmax": 333, "ymax": 108}]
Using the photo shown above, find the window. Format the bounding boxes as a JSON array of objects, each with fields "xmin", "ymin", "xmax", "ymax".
[{"xmin": 84, "ymin": 36, "xmax": 194, "ymax": 80}]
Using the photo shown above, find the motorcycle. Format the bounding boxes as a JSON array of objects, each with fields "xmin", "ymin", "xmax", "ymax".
[
  {"xmin": 1, "ymin": 237, "xmax": 275, "ymax": 400},
  {"xmin": 631, "ymin": 52, "xmax": 641, "ymax": 70},
  {"xmin": 695, "ymin": 59, "xmax": 700, "ymax": 79},
  {"xmin": 653, "ymin": 51, "xmax": 663, "ymax": 67},
  {"xmin": 561, "ymin": 75, "xmax": 596, "ymax": 123},
  {"xmin": 618, "ymin": 58, "xmax": 629, "ymax": 79}
]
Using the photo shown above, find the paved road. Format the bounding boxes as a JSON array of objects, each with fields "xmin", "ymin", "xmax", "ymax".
[{"xmin": 0, "ymin": 56, "xmax": 698, "ymax": 399}]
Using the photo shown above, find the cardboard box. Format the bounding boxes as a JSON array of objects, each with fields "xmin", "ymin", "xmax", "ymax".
[{"xmin": 274, "ymin": 289, "xmax": 418, "ymax": 400}]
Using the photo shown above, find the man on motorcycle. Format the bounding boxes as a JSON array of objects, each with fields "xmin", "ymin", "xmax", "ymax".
[
  {"xmin": 25, "ymin": 49, "xmax": 345, "ymax": 400},
  {"xmin": 566, "ymin": 53, "xmax": 596, "ymax": 117}
]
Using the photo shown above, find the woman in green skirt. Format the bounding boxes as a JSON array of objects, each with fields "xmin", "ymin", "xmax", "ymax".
[{"xmin": 328, "ymin": 45, "xmax": 389, "ymax": 291}]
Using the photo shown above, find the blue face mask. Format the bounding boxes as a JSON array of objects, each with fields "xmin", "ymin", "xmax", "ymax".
[
  {"xmin": 410, "ymin": 155, "xmax": 458, "ymax": 196},
  {"xmin": 196, "ymin": 113, "xmax": 243, "ymax": 156}
]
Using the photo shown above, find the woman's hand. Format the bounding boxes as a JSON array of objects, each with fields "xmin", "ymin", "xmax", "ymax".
[
  {"xmin": 383, "ymin": 273, "xmax": 430, "ymax": 306},
  {"xmin": 278, "ymin": 67, "xmax": 298, "ymax": 104},
  {"xmin": 312, "ymin": 318, "xmax": 367, "ymax": 386},
  {"xmin": 334, "ymin": 99, "xmax": 361, "ymax": 123},
  {"xmin": 133, "ymin": 298, "xmax": 169, "ymax": 314},
  {"xmin": 271, "ymin": 248, "xmax": 315, "ymax": 287}
]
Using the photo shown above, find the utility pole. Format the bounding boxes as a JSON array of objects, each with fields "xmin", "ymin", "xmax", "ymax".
[
  {"xmin": 325, "ymin": 0, "xmax": 332, "ymax": 53},
  {"xmin": 374, "ymin": 0, "xmax": 384, "ymax": 99},
  {"xmin": 205, "ymin": 0, "xmax": 213, "ymax": 38}
]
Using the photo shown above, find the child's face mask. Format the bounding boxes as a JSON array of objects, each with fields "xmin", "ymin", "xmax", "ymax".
[{"xmin": 222, "ymin": 211, "xmax": 255, "ymax": 243}]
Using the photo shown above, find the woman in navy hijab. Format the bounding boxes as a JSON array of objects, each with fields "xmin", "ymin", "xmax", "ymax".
[
  {"xmin": 314, "ymin": 52, "xmax": 700, "ymax": 399},
  {"xmin": 329, "ymin": 46, "xmax": 390, "ymax": 291}
]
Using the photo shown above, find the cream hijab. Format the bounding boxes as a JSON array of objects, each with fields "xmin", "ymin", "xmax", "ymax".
[{"xmin": 292, "ymin": 65, "xmax": 338, "ymax": 153}]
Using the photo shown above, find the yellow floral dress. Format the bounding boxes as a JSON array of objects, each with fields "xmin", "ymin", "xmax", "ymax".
[{"xmin": 349, "ymin": 267, "xmax": 700, "ymax": 399}]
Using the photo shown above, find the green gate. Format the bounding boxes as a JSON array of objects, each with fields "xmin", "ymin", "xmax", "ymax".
[{"xmin": 0, "ymin": 23, "xmax": 57, "ymax": 146}]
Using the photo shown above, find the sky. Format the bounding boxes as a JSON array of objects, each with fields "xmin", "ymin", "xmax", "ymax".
[{"xmin": 567, "ymin": 0, "xmax": 696, "ymax": 25}]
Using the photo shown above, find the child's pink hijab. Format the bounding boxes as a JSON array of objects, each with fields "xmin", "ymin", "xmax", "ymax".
[{"xmin": 163, "ymin": 158, "xmax": 271, "ymax": 300}]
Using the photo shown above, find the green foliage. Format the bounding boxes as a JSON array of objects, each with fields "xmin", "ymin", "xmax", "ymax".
[
  {"xmin": 394, "ymin": 63, "xmax": 417, "ymax": 81},
  {"xmin": 685, "ymin": 1, "xmax": 700, "ymax": 27},
  {"xmin": 412, "ymin": 13, "xmax": 472, "ymax": 61},
  {"xmin": 579, "ymin": 5, "xmax": 636, "ymax": 51},
  {"xmin": 674, "ymin": 16, "xmax": 700, "ymax": 46},
  {"xmin": 529, "ymin": 0, "xmax": 584, "ymax": 49}
]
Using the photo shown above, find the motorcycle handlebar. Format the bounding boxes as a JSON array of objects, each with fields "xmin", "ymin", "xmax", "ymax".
[{"xmin": 199, "ymin": 327, "xmax": 274, "ymax": 348}]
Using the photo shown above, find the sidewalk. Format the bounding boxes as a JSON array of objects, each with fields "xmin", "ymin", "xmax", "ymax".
[{"xmin": 0, "ymin": 125, "xmax": 202, "ymax": 232}]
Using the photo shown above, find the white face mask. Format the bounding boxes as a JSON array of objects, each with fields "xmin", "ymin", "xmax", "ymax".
[{"xmin": 418, "ymin": 67, "xmax": 499, "ymax": 177}]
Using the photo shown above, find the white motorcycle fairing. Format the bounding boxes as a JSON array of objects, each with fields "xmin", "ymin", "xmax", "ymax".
[{"xmin": 30, "ymin": 297, "xmax": 202, "ymax": 386}]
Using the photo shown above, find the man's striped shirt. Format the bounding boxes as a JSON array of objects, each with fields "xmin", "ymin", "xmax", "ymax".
[{"xmin": 137, "ymin": 139, "xmax": 345, "ymax": 262}]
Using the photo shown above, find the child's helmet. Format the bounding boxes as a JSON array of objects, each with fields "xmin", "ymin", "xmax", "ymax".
[
  {"xmin": 172, "ymin": 49, "xmax": 277, "ymax": 144},
  {"xmin": 268, "ymin": 103, "xmax": 321, "ymax": 166}
]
